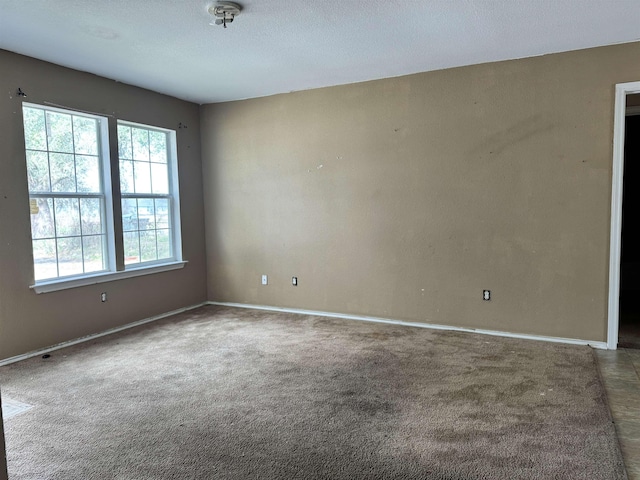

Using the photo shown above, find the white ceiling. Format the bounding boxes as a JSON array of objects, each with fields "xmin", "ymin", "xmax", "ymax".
[{"xmin": 1, "ymin": 0, "xmax": 640, "ymax": 104}]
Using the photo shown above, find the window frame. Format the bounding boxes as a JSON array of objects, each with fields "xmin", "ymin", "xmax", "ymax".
[
  {"xmin": 22, "ymin": 103, "xmax": 185, "ymax": 294},
  {"xmin": 117, "ymin": 120, "xmax": 183, "ymax": 271}
]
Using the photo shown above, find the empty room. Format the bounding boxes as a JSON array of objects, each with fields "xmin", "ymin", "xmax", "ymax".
[{"xmin": 1, "ymin": 1, "xmax": 639, "ymax": 478}]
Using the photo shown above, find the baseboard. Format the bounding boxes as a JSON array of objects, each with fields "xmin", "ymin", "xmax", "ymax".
[
  {"xmin": 1, "ymin": 300, "xmax": 607, "ymax": 367},
  {"xmin": 0, "ymin": 302, "xmax": 209, "ymax": 366},
  {"xmin": 208, "ymin": 301, "xmax": 609, "ymax": 350}
]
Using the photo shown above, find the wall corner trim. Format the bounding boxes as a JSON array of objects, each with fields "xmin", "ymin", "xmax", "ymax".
[{"xmin": 208, "ymin": 301, "xmax": 609, "ymax": 350}]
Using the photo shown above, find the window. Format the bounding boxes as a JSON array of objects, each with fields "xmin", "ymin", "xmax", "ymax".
[
  {"xmin": 117, "ymin": 123, "xmax": 175, "ymax": 266},
  {"xmin": 22, "ymin": 104, "xmax": 183, "ymax": 291},
  {"xmin": 23, "ymin": 105, "xmax": 111, "ymax": 281}
]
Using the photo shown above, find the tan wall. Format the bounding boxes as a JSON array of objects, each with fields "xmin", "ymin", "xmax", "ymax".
[
  {"xmin": 0, "ymin": 50, "xmax": 207, "ymax": 360},
  {"xmin": 201, "ymin": 42, "xmax": 640, "ymax": 343}
]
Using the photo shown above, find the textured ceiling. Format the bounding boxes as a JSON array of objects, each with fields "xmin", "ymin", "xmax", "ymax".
[{"xmin": 1, "ymin": 0, "xmax": 640, "ymax": 104}]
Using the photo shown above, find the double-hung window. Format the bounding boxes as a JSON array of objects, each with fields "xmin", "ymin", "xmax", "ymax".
[
  {"xmin": 24, "ymin": 105, "xmax": 111, "ymax": 281},
  {"xmin": 22, "ymin": 103, "xmax": 182, "ymax": 291},
  {"xmin": 117, "ymin": 123, "xmax": 178, "ymax": 266}
]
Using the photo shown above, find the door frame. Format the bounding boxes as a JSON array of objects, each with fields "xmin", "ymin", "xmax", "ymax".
[{"xmin": 608, "ymin": 81, "xmax": 640, "ymax": 349}]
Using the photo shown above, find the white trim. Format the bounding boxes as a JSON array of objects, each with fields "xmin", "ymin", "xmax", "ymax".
[
  {"xmin": 0, "ymin": 302, "xmax": 207, "ymax": 366},
  {"xmin": 608, "ymin": 82, "xmax": 640, "ymax": 350},
  {"xmin": 168, "ymin": 129, "xmax": 183, "ymax": 262},
  {"xmin": 43, "ymin": 101, "xmax": 115, "ymax": 118},
  {"xmin": 101, "ymin": 114, "xmax": 116, "ymax": 273},
  {"xmin": 209, "ymin": 302, "xmax": 609, "ymax": 350},
  {"xmin": 31, "ymin": 260, "xmax": 187, "ymax": 293}
]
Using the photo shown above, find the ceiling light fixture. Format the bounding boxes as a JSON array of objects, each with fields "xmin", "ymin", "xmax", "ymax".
[{"xmin": 209, "ymin": 2, "xmax": 242, "ymax": 29}]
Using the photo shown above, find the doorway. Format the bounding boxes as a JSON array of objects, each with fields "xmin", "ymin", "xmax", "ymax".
[
  {"xmin": 618, "ymin": 98, "xmax": 640, "ymax": 348},
  {"xmin": 609, "ymin": 82, "xmax": 640, "ymax": 349}
]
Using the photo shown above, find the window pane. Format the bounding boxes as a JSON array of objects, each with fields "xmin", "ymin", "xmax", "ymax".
[
  {"xmin": 30, "ymin": 198, "xmax": 55, "ymax": 239},
  {"xmin": 155, "ymin": 198, "xmax": 169, "ymax": 229},
  {"xmin": 157, "ymin": 229, "xmax": 171, "ymax": 259},
  {"xmin": 122, "ymin": 198, "xmax": 139, "ymax": 232},
  {"xmin": 83, "ymin": 235, "xmax": 105, "ymax": 273},
  {"xmin": 54, "ymin": 198, "xmax": 81, "ymax": 237},
  {"xmin": 33, "ymin": 239, "xmax": 57, "ymax": 280},
  {"xmin": 119, "ymin": 160, "xmax": 134, "ymax": 194},
  {"xmin": 151, "ymin": 163, "xmax": 169, "ymax": 194},
  {"xmin": 140, "ymin": 230, "xmax": 157, "ymax": 262},
  {"xmin": 46, "ymin": 111, "xmax": 73, "ymax": 153},
  {"xmin": 57, "ymin": 237, "xmax": 83, "ymax": 277},
  {"xmin": 149, "ymin": 131, "xmax": 167, "ymax": 163},
  {"xmin": 132, "ymin": 128, "xmax": 150, "ymax": 161},
  {"xmin": 134, "ymin": 161, "xmax": 151, "ymax": 193},
  {"xmin": 118, "ymin": 125, "xmax": 133, "ymax": 160},
  {"xmin": 124, "ymin": 231, "xmax": 140, "ymax": 264},
  {"xmin": 80, "ymin": 198, "xmax": 103, "ymax": 235},
  {"xmin": 138, "ymin": 198, "xmax": 155, "ymax": 229},
  {"xmin": 73, "ymin": 116, "xmax": 98, "ymax": 155},
  {"xmin": 23, "ymin": 107, "xmax": 47, "ymax": 150},
  {"xmin": 76, "ymin": 155, "xmax": 101, "ymax": 193},
  {"xmin": 26, "ymin": 151, "xmax": 50, "ymax": 192},
  {"xmin": 50, "ymin": 153, "xmax": 76, "ymax": 193}
]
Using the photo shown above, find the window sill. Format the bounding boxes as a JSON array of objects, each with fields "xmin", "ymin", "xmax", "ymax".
[{"xmin": 30, "ymin": 261, "xmax": 188, "ymax": 294}]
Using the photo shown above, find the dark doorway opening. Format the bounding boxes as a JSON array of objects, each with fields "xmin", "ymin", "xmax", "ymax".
[{"xmin": 619, "ymin": 108, "xmax": 640, "ymax": 348}]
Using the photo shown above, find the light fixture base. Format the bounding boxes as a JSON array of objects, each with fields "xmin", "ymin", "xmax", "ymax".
[{"xmin": 209, "ymin": 2, "xmax": 242, "ymax": 28}]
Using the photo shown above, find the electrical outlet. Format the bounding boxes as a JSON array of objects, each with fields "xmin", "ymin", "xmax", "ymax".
[
  {"xmin": 101, "ymin": 292, "xmax": 107, "ymax": 302},
  {"xmin": 292, "ymin": 276, "xmax": 298, "ymax": 286},
  {"xmin": 483, "ymin": 290, "xmax": 491, "ymax": 301},
  {"xmin": 261, "ymin": 275, "xmax": 268, "ymax": 285}
]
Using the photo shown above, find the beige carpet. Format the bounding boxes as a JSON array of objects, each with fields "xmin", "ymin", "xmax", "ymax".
[{"xmin": 0, "ymin": 305, "xmax": 627, "ymax": 479}]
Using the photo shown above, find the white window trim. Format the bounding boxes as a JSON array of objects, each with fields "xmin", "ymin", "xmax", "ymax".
[{"xmin": 30, "ymin": 260, "xmax": 187, "ymax": 294}]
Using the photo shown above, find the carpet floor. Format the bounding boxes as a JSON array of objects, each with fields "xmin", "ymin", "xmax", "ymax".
[{"xmin": 0, "ymin": 305, "xmax": 627, "ymax": 479}]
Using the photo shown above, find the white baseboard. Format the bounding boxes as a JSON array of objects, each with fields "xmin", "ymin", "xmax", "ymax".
[
  {"xmin": 208, "ymin": 301, "xmax": 609, "ymax": 350},
  {"xmin": 0, "ymin": 302, "xmax": 209, "ymax": 367},
  {"xmin": 1, "ymin": 300, "xmax": 608, "ymax": 367}
]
